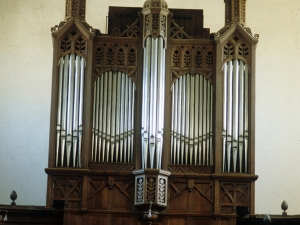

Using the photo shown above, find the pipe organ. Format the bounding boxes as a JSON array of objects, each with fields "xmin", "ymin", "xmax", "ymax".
[{"xmin": 46, "ymin": 0, "xmax": 258, "ymax": 225}]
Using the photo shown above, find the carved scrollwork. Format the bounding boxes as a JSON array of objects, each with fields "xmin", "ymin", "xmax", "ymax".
[
  {"xmin": 93, "ymin": 43, "xmax": 137, "ymax": 82},
  {"xmin": 171, "ymin": 45, "xmax": 213, "ymax": 83},
  {"xmin": 170, "ymin": 19, "xmax": 190, "ymax": 39},
  {"xmin": 172, "ymin": 48, "xmax": 181, "ymax": 67},
  {"xmin": 136, "ymin": 177, "xmax": 144, "ymax": 203},
  {"xmin": 194, "ymin": 48, "xmax": 203, "ymax": 68},
  {"xmin": 223, "ymin": 41, "xmax": 234, "ymax": 60},
  {"xmin": 59, "ymin": 29, "xmax": 87, "ymax": 57},
  {"xmin": 66, "ymin": 0, "xmax": 71, "ymax": 18},
  {"xmin": 220, "ymin": 182, "xmax": 250, "ymax": 209},
  {"xmin": 238, "ymin": 43, "xmax": 249, "ymax": 58},
  {"xmin": 183, "ymin": 48, "xmax": 192, "ymax": 67},
  {"xmin": 158, "ymin": 178, "xmax": 166, "ymax": 204},
  {"xmin": 206, "ymin": 50, "xmax": 213, "ymax": 68},
  {"xmin": 147, "ymin": 177, "xmax": 156, "ymax": 201},
  {"xmin": 222, "ymin": 34, "xmax": 251, "ymax": 62},
  {"xmin": 117, "ymin": 47, "xmax": 126, "ymax": 65},
  {"xmin": 111, "ymin": 19, "xmax": 140, "ymax": 37}
]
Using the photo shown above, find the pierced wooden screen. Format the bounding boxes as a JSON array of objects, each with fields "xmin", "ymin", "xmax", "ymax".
[
  {"xmin": 55, "ymin": 54, "xmax": 85, "ymax": 167},
  {"xmin": 171, "ymin": 74, "xmax": 213, "ymax": 165},
  {"xmin": 92, "ymin": 71, "xmax": 135, "ymax": 163}
]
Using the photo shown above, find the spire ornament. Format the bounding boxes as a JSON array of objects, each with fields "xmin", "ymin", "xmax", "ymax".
[
  {"xmin": 224, "ymin": 0, "xmax": 246, "ymax": 26},
  {"xmin": 65, "ymin": 0, "xmax": 86, "ymax": 21},
  {"xmin": 214, "ymin": 0, "xmax": 258, "ymax": 39}
]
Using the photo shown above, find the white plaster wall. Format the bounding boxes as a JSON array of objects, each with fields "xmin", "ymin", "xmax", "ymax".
[{"xmin": 0, "ymin": 0, "xmax": 300, "ymax": 215}]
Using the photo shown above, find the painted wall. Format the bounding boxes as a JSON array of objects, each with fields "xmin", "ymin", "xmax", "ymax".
[{"xmin": 0, "ymin": 0, "xmax": 300, "ymax": 215}]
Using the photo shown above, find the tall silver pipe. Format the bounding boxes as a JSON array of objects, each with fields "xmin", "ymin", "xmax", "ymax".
[
  {"xmin": 98, "ymin": 74, "xmax": 104, "ymax": 162},
  {"xmin": 106, "ymin": 72, "xmax": 112, "ymax": 162},
  {"xmin": 131, "ymin": 82, "xmax": 135, "ymax": 162},
  {"xmin": 180, "ymin": 76, "xmax": 186, "ymax": 164},
  {"xmin": 175, "ymin": 79, "xmax": 183, "ymax": 164},
  {"xmin": 199, "ymin": 75, "xmax": 204, "ymax": 164},
  {"xmin": 78, "ymin": 57, "xmax": 85, "ymax": 167},
  {"xmin": 156, "ymin": 37, "xmax": 165, "ymax": 169},
  {"xmin": 111, "ymin": 72, "xmax": 117, "ymax": 162},
  {"xmin": 194, "ymin": 75, "xmax": 199, "ymax": 165},
  {"xmin": 189, "ymin": 74, "xmax": 195, "ymax": 165},
  {"xmin": 56, "ymin": 59, "xmax": 64, "ymax": 166},
  {"xmin": 238, "ymin": 60, "xmax": 245, "ymax": 172},
  {"xmin": 123, "ymin": 76, "xmax": 129, "ymax": 162},
  {"xmin": 171, "ymin": 85, "xmax": 175, "ymax": 163},
  {"xmin": 115, "ymin": 72, "xmax": 121, "ymax": 162},
  {"xmin": 72, "ymin": 55, "xmax": 81, "ymax": 166},
  {"xmin": 244, "ymin": 63, "xmax": 249, "ymax": 172},
  {"xmin": 127, "ymin": 78, "xmax": 133, "ymax": 162},
  {"xmin": 102, "ymin": 72, "xmax": 108, "ymax": 162},
  {"xmin": 60, "ymin": 55, "xmax": 69, "ymax": 166}
]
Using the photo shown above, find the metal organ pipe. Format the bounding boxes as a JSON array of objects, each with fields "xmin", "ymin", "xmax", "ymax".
[
  {"xmin": 222, "ymin": 59, "xmax": 249, "ymax": 173},
  {"xmin": 91, "ymin": 72, "xmax": 135, "ymax": 163},
  {"xmin": 171, "ymin": 74, "xmax": 213, "ymax": 165},
  {"xmin": 141, "ymin": 36, "xmax": 166, "ymax": 169},
  {"xmin": 55, "ymin": 54, "xmax": 85, "ymax": 167}
]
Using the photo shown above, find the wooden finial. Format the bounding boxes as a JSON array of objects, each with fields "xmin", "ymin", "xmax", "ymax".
[
  {"xmin": 65, "ymin": 0, "xmax": 86, "ymax": 21},
  {"xmin": 224, "ymin": 0, "xmax": 247, "ymax": 26}
]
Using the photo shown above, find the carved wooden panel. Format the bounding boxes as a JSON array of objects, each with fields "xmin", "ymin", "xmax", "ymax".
[
  {"xmin": 93, "ymin": 42, "xmax": 137, "ymax": 82},
  {"xmin": 88, "ymin": 162, "xmax": 135, "ymax": 172},
  {"xmin": 168, "ymin": 178, "xmax": 213, "ymax": 214},
  {"xmin": 87, "ymin": 176, "xmax": 133, "ymax": 210},
  {"xmin": 59, "ymin": 28, "xmax": 87, "ymax": 59},
  {"xmin": 167, "ymin": 165, "xmax": 213, "ymax": 174},
  {"xmin": 171, "ymin": 44, "xmax": 214, "ymax": 83},
  {"xmin": 52, "ymin": 176, "xmax": 82, "ymax": 209},
  {"xmin": 222, "ymin": 33, "xmax": 251, "ymax": 64},
  {"xmin": 220, "ymin": 182, "xmax": 249, "ymax": 214}
]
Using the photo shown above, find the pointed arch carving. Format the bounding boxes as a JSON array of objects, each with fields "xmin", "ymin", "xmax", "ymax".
[
  {"xmin": 93, "ymin": 43, "xmax": 138, "ymax": 83},
  {"xmin": 171, "ymin": 45, "xmax": 214, "ymax": 83},
  {"xmin": 59, "ymin": 28, "xmax": 87, "ymax": 60},
  {"xmin": 194, "ymin": 47, "xmax": 203, "ymax": 68},
  {"xmin": 183, "ymin": 47, "xmax": 192, "ymax": 68},
  {"xmin": 222, "ymin": 32, "xmax": 251, "ymax": 64}
]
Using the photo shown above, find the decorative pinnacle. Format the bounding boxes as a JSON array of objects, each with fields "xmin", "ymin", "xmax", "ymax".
[
  {"xmin": 224, "ymin": 0, "xmax": 247, "ymax": 26},
  {"xmin": 65, "ymin": 0, "xmax": 86, "ymax": 21}
]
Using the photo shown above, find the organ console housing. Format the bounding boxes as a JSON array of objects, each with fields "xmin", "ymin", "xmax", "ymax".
[{"xmin": 45, "ymin": 0, "xmax": 259, "ymax": 224}]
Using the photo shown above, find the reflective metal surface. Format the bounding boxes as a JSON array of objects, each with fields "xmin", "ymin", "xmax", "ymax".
[
  {"xmin": 171, "ymin": 74, "xmax": 213, "ymax": 165},
  {"xmin": 222, "ymin": 59, "xmax": 249, "ymax": 172},
  {"xmin": 92, "ymin": 71, "xmax": 135, "ymax": 163},
  {"xmin": 56, "ymin": 54, "xmax": 85, "ymax": 167}
]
